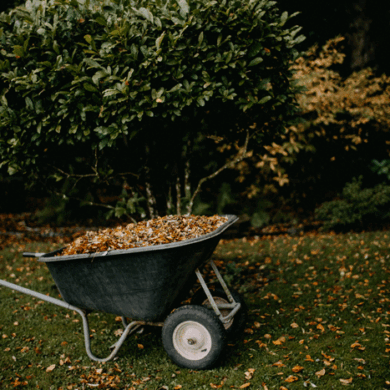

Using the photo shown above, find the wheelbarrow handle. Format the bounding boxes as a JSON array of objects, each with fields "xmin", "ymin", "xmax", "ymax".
[{"xmin": 22, "ymin": 252, "xmax": 46, "ymax": 258}]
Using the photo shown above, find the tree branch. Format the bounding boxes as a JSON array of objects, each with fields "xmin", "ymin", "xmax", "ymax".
[{"xmin": 186, "ymin": 130, "xmax": 250, "ymax": 215}]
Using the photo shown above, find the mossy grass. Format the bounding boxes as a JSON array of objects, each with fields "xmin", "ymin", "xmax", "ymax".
[{"xmin": 1, "ymin": 231, "xmax": 389, "ymax": 389}]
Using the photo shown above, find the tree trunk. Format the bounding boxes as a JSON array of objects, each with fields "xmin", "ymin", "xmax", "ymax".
[{"xmin": 345, "ymin": 0, "xmax": 375, "ymax": 70}]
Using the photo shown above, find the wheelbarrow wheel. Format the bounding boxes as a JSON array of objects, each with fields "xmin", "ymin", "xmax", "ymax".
[
  {"xmin": 191, "ymin": 286, "xmax": 247, "ymax": 339},
  {"xmin": 162, "ymin": 305, "xmax": 226, "ymax": 369}
]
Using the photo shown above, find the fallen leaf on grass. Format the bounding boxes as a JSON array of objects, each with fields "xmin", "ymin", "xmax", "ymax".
[
  {"xmin": 317, "ymin": 324, "xmax": 325, "ymax": 332},
  {"xmin": 255, "ymin": 340, "xmax": 267, "ymax": 348},
  {"xmin": 272, "ymin": 360, "xmax": 285, "ymax": 367},
  {"xmin": 174, "ymin": 386, "xmax": 182, "ymax": 390},
  {"xmin": 272, "ymin": 336, "xmax": 286, "ymax": 345},
  {"xmin": 46, "ymin": 364, "xmax": 56, "ymax": 372},
  {"xmin": 315, "ymin": 368, "xmax": 325, "ymax": 378},
  {"xmin": 340, "ymin": 378, "xmax": 353, "ymax": 385},
  {"xmin": 245, "ymin": 368, "xmax": 256, "ymax": 380},
  {"xmin": 239, "ymin": 383, "xmax": 251, "ymax": 389},
  {"xmin": 290, "ymin": 322, "xmax": 299, "ymax": 328},
  {"xmin": 351, "ymin": 341, "xmax": 365, "ymax": 351},
  {"xmin": 303, "ymin": 381, "xmax": 317, "ymax": 388},
  {"xmin": 285, "ymin": 375, "xmax": 299, "ymax": 382},
  {"xmin": 292, "ymin": 365, "xmax": 304, "ymax": 373}
]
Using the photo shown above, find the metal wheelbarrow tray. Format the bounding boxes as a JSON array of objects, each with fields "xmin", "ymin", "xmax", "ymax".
[{"xmin": 0, "ymin": 215, "xmax": 246, "ymax": 369}]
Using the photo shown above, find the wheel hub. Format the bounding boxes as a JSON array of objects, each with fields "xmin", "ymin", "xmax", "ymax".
[{"xmin": 172, "ymin": 321, "xmax": 212, "ymax": 360}]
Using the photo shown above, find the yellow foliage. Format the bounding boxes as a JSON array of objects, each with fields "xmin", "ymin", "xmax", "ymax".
[
  {"xmin": 236, "ymin": 36, "xmax": 390, "ymax": 198},
  {"xmin": 291, "ymin": 36, "xmax": 390, "ymax": 142}
]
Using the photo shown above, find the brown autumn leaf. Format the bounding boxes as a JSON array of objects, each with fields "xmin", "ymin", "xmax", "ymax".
[
  {"xmin": 315, "ymin": 368, "xmax": 326, "ymax": 378},
  {"xmin": 350, "ymin": 341, "xmax": 365, "ymax": 351},
  {"xmin": 292, "ymin": 365, "xmax": 304, "ymax": 373},
  {"xmin": 290, "ymin": 322, "xmax": 299, "ymax": 328},
  {"xmin": 255, "ymin": 340, "xmax": 267, "ymax": 348},
  {"xmin": 174, "ymin": 386, "xmax": 182, "ymax": 390},
  {"xmin": 317, "ymin": 324, "xmax": 325, "ymax": 332},
  {"xmin": 46, "ymin": 364, "xmax": 56, "ymax": 372},
  {"xmin": 321, "ymin": 352, "xmax": 334, "ymax": 361},
  {"xmin": 262, "ymin": 384, "xmax": 269, "ymax": 390},
  {"xmin": 285, "ymin": 375, "xmax": 299, "ymax": 383},
  {"xmin": 210, "ymin": 383, "xmax": 223, "ymax": 389},
  {"xmin": 340, "ymin": 377, "xmax": 353, "ymax": 385},
  {"xmin": 272, "ymin": 360, "xmax": 286, "ymax": 367},
  {"xmin": 272, "ymin": 336, "xmax": 286, "ymax": 345},
  {"xmin": 137, "ymin": 344, "xmax": 144, "ymax": 349},
  {"xmin": 239, "ymin": 383, "xmax": 251, "ymax": 389}
]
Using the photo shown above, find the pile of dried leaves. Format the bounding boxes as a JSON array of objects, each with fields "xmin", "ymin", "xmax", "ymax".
[{"xmin": 61, "ymin": 215, "xmax": 228, "ymax": 256}]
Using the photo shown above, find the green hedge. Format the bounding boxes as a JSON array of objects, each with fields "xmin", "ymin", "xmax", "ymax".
[
  {"xmin": 315, "ymin": 177, "xmax": 390, "ymax": 230},
  {"xmin": 0, "ymin": 0, "xmax": 303, "ymax": 217}
]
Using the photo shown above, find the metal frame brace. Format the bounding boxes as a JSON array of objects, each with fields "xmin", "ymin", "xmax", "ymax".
[{"xmin": 195, "ymin": 260, "xmax": 241, "ymax": 324}]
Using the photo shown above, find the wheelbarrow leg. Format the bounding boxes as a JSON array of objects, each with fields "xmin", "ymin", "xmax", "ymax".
[
  {"xmin": 0, "ymin": 279, "xmax": 142, "ymax": 363},
  {"xmin": 79, "ymin": 311, "xmax": 142, "ymax": 363}
]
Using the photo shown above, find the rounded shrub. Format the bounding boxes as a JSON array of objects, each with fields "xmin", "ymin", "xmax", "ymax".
[{"xmin": 0, "ymin": 0, "xmax": 304, "ymax": 218}]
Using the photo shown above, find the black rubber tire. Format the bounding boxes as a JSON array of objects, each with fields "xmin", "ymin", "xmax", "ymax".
[
  {"xmin": 191, "ymin": 286, "xmax": 247, "ymax": 339},
  {"xmin": 162, "ymin": 305, "xmax": 226, "ymax": 369}
]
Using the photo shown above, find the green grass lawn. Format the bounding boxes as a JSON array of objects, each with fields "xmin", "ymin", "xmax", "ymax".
[{"xmin": 0, "ymin": 231, "xmax": 389, "ymax": 389}]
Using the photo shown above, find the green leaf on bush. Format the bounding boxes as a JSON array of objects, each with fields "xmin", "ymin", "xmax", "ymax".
[
  {"xmin": 155, "ymin": 32, "xmax": 165, "ymax": 50},
  {"xmin": 198, "ymin": 31, "xmax": 204, "ymax": 45},
  {"xmin": 168, "ymin": 84, "xmax": 182, "ymax": 93},
  {"xmin": 95, "ymin": 16, "xmax": 107, "ymax": 26},
  {"xmin": 259, "ymin": 95, "xmax": 271, "ymax": 104},
  {"xmin": 280, "ymin": 11, "xmax": 288, "ymax": 26},
  {"xmin": 84, "ymin": 83, "xmax": 98, "ymax": 93},
  {"xmin": 138, "ymin": 7, "xmax": 153, "ymax": 23},
  {"xmin": 8, "ymin": 165, "xmax": 18, "ymax": 175},
  {"xmin": 248, "ymin": 57, "xmax": 263, "ymax": 66},
  {"xmin": 177, "ymin": 0, "xmax": 189, "ymax": 17}
]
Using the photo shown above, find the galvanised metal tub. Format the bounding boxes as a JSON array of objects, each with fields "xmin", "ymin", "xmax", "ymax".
[{"xmin": 36, "ymin": 215, "xmax": 238, "ymax": 322}]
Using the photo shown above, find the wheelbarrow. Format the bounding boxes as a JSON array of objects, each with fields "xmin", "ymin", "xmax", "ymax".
[{"xmin": 0, "ymin": 215, "xmax": 246, "ymax": 369}]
